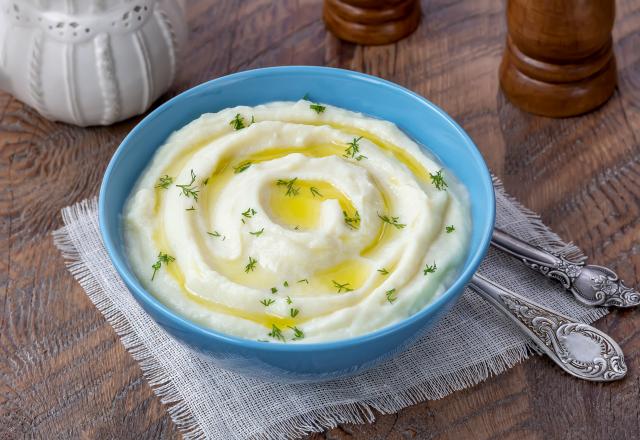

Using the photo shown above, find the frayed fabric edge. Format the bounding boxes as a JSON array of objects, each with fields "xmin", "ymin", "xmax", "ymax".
[
  {"xmin": 53, "ymin": 198, "xmax": 208, "ymax": 440},
  {"xmin": 53, "ymin": 176, "xmax": 611, "ymax": 440},
  {"xmin": 246, "ymin": 344, "xmax": 533, "ymax": 440}
]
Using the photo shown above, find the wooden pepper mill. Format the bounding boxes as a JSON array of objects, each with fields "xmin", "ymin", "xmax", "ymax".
[
  {"xmin": 323, "ymin": 0, "xmax": 421, "ymax": 45},
  {"xmin": 499, "ymin": 0, "xmax": 617, "ymax": 117}
]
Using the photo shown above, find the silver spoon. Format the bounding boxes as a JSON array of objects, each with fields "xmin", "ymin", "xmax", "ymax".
[
  {"xmin": 491, "ymin": 228, "xmax": 640, "ymax": 308},
  {"xmin": 469, "ymin": 274, "xmax": 627, "ymax": 382}
]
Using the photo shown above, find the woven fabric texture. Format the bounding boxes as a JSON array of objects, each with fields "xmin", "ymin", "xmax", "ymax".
[{"xmin": 53, "ymin": 182, "xmax": 607, "ymax": 440}]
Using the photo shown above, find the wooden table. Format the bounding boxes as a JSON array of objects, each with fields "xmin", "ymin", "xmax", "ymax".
[{"xmin": 2, "ymin": 0, "xmax": 639, "ymax": 438}]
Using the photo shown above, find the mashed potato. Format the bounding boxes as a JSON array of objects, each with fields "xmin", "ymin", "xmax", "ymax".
[{"xmin": 124, "ymin": 100, "xmax": 471, "ymax": 343}]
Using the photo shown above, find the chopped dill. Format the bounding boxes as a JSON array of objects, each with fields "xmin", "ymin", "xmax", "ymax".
[
  {"xmin": 207, "ymin": 231, "xmax": 225, "ymax": 240},
  {"xmin": 423, "ymin": 262, "xmax": 437, "ymax": 275},
  {"xmin": 344, "ymin": 136, "xmax": 366, "ymax": 161},
  {"xmin": 385, "ymin": 288, "xmax": 397, "ymax": 303},
  {"xmin": 241, "ymin": 207, "xmax": 257, "ymax": 222},
  {"xmin": 233, "ymin": 161, "xmax": 252, "ymax": 174},
  {"xmin": 378, "ymin": 213, "xmax": 406, "ymax": 229},
  {"xmin": 155, "ymin": 175, "xmax": 173, "ymax": 189},
  {"xmin": 268, "ymin": 324, "xmax": 285, "ymax": 342},
  {"xmin": 430, "ymin": 169, "xmax": 448, "ymax": 191},
  {"xmin": 343, "ymin": 210, "xmax": 361, "ymax": 229},
  {"xmin": 229, "ymin": 113, "xmax": 246, "ymax": 130},
  {"xmin": 151, "ymin": 252, "xmax": 175, "ymax": 281},
  {"xmin": 288, "ymin": 326, "xmax": 304, "ymax": 340},
  {"xmin": 244, "ymin": 256, "xmax": 257, "ymax": 273},
  {"xmin": 176, "ymin": 169, "xmax": 199, "ymax": 201},
  {"xmin": 332, "ymin": 280, "xmax": 353, "ymax": 293},
  {"xmin": 276, "ymin": 177, "xmax": 300, "ymax": 197},
  {"xmin": 310, "ymin": 103, "xmax": 326, "ymax": 114}
]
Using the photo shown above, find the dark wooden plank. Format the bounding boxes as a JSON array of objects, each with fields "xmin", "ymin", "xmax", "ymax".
[{"xmin": 0, "ymin": 0, "xmax": 639, "ymax": 439}]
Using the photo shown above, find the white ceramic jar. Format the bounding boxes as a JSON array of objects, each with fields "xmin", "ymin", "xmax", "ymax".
[{"xmin": 0, "ymin": 0, "xmax": 187, "ymax": 126}]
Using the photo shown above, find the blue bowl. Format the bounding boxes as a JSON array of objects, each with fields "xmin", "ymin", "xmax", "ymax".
[{"xmin": 99, "ymin": 66, "xmax": 495, "ymax": 383}]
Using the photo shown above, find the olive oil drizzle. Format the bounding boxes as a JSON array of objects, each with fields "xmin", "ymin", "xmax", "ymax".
[
  {"xmin": 150, "ymin": 120, "xmax": 433, "ymax": 330},
  {"xmin": 153, "ymin": 227, "xmax": 298, "ymax": 329}
]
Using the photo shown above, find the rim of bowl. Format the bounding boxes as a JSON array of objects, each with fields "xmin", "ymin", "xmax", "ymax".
[{"xmin": 99, "ymin": 66, "xmax": 496, "ymax": 352}]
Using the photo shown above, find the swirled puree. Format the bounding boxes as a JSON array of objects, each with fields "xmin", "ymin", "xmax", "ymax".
[{"xmin": 124, "ymin": 100, "xmax": 471, "ymax": 343}]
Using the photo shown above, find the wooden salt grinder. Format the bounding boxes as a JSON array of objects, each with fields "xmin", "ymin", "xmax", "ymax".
[
  {"xmin": 323, "ymin": 0, "xmax": 421, "ymax": 45},
  {"xmin": 499, "ymin": 0, "xmax": 617, "ymax": 117}
]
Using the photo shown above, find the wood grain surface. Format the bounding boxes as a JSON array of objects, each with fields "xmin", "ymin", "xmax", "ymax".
[
  {"xmin": 1, "ymin": 0, "xmax": 639, "ymax": 438},
  {"xmin": 500, "ymin": 0, "xmax": 618, "ymax": 117},
  {"xmin": 323, "ymin": 0, "xmax": 421, "ymax": 45}
]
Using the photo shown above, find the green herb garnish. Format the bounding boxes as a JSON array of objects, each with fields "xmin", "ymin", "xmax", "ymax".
[
  {"xmin": 207, "ymin": 231, "xmax": 225, "ymax": 240},
  {"xmin": 290, "ymin": 308, "xmax": 299, "ymax": 318},
  {"xmin": 310, "ymin": 103, "xmax": 325, "ymax": 114},
  {"xmin": 260, "ymin": 298, "xmax": 275, "ymax": 307},
  {"xmin": 423, "ymin": 262, "xmax": 437, "ymax": 275},
  {"xmin": 276, "ymin": 177, "xmax": 300, "ymax": 197},
  {"xmin": 288, "ymin": 326, "xmax": 304, "ymax": 340},
  {"xmin": 283, "ymin": 281, "xmax": 289, "ymax": 287},
  {"xmin": 344, "ymin": 136, "xmax": 366, "ymax": 161},
  {"xmin": 233, "ymin": 161, "xmax": 252, "ymax": 174},
  {"xmin": 430, "ymin": 169, "xmax": 448, "ymax": 191},
  {"xmin": 377, "ymin": 268, "xmax": 389, "ymax": 275},
  {"xmin": 268, "ymin": 324, "xmax": 285, "ymax": 342},
  {"xmin": 271, "ymin": 287, "xmax": 278, "ymax": 294},
  {"xmin": 343, "ymin": 210, "xmax": 361, "ymax": 229},
  {"xmin": 241, "ymin": 207, "xmax": 257, "ymax": 223},
  {"xmin": 385, "ymin": 288, "xmax": 397, "ymax": 303},
  {"xmin": 310, "ymin": 186, "xmax": 322, "ymax": 197},
  {"xmin": 201, "ymin": 177, "xmax": 209, "ymax": 186},
  {"xmin": 286, "ymin": 296, "xmax": 293, "ymax": 304},
  {"xmin": 176, "ymin": 169, "xmax": 199, "ymax": 201},
  {"xmin": 151, "ymin": 262, "xmax": 161, "ymax": 279},
  {"xmin": 155, "ymin": 175, "xmax": 173, "ymax": 189},
  {"xmin": 250, "ymin": 228, "xmax": 264, "ymax": 237},
  {"xmin": 446, "ymin": 225, "xmax": 455, "ymax": 233},
  {"xmin": 230, "ymin": 113, "xmax": 246, "ymax": 130},
  {"xmin": 151, "ymin": 252, "xmax": 175, "ymax": 281},
  {"xmin": 332, "ymin": 280, "xmax": 353, "ymax": 293},
  {"xmin": 186, "ymin": 206, "xmax": 196, "ymax": 211},
  {"xmin": 378, "ymin": 213, "xmax": 406, "ymax": 229},
  {"xmin": 297, "ymin": 279, "xmax": 309, "ymax": 284},
  {"xmin": 245, "ymin": 256, "xmax": 257, "ymax": 273}
]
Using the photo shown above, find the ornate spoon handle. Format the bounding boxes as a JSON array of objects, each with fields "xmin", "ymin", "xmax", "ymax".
[
  {"xmin": 492, "ymin": 228, "xmax": 640, "ymax": 308},
  {"xmin": 469, "ymin": 274, "xmax": 627, "ymax": 382},
  {"xmin": 492, "ymin": 228, "xmax": 563, "ymax": 267}
]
